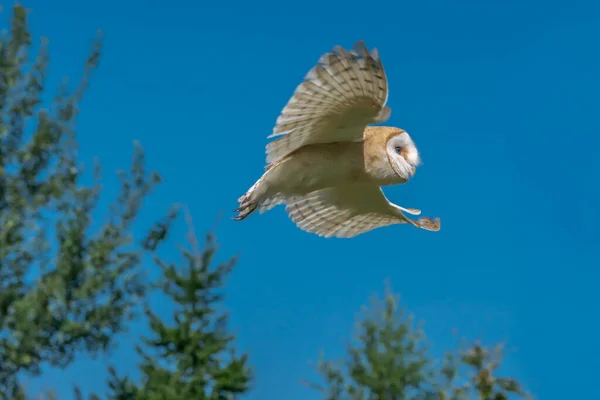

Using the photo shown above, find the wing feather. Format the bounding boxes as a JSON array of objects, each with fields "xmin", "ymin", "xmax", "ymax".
[
  {"xmin": 285, "ymin": 184, "xmax": 439, "ymax": 238},
  {"xmin": 266, "ymin": 40, "xmax": 391, "ymax": 164}
]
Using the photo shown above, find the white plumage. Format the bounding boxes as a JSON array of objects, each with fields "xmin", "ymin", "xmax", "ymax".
[
  {"xmin": 265, "ymin": 42, "xmax": 390, "ymax": 164},
  {"xmin": 234, "ymin": 40, "xmax": 440, "ymax": 238},
  {"xmin": 287, "ymin": 184, "xmax": 417, "ymax": 239}
]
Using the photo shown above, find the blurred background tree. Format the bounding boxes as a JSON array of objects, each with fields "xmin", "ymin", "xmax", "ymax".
[
  {"xmin": 305, "ymin": 286, "xmax": 532, "ymax": 400},
  {"xmin": 104, "ymin": 214, "xmax": 253, "ymax": 400},
  {"xmin": 0, "ymin": 3, "xmax": 176, "ymax": 397}
]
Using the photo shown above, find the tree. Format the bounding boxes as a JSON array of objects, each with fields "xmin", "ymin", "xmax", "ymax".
[
  {"xmin": 105, "ymin": 213, "xmax": 252, "ymax": 399},
  {"xmin": 0, "ymin": 4, "xmax": 176, "ymax": 397},
  {"xmin": 306, "ymin": 286, "xmax": 532, "ymax": 400}
]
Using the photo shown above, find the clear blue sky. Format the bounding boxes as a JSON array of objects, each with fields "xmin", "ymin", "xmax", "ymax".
[{"xmin": 9, "ymin": 0, "xmax": 599, "ymax": 398}]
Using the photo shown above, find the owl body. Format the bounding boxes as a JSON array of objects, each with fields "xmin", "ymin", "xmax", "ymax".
[
  {"xmin": 248, "ymin": 127, "xmax": 413, "ymax": 207},
  {"xmin": 255, "ymin": 142, "xmax": 370, "ymax": 201},
  {"xmin": 234, "ymin": 40, "xmax": 440, "ymax": 238}
]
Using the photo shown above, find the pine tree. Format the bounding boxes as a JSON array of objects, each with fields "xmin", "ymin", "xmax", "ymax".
[
  {"xmin": 0, "ymin": 4, "xmax": 175, "ymax": 397},
  {"xmin": 107, "ymin": 216, "xmax": 252, "ymax": 400},
  {"xmin": 306, "ymin": 286, "xmax": 531, "ymax": 400}
]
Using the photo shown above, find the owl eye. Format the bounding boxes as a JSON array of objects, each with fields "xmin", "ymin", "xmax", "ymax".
[{"xmin": 394, "ymin": 146, "xmax": 403, "ymax": 154}]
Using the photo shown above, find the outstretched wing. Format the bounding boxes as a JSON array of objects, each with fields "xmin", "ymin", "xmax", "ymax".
[
  {"xmin": 266, "ymin": 40, "xmax": 390, "ymax": 165},
  {"xmin": 285, "ymin": 184, "xmax": 440, "ymax": 238}
]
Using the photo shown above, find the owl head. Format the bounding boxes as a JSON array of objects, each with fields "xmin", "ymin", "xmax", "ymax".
[
  {"xmin": 364, "ymin": 126, "xmax": 421, "ymax": 184},
  {"xmin": 384, "ymin": 129, "xmax": 421, "ymax": 181}
]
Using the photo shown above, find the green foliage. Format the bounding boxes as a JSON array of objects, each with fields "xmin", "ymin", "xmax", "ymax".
[
  {"xmin": 307, "ymin": 287, "xmax": 531, "ymax": 400},
  {"xmin": 0, "ymin": 4, "xmax": 176, "ymax": 396},
  {"xmin": 106, "ymin": 221, "xmax": 252, "ymax": 399},
  {"xmin": 442, "ymin": 342, "xmax": 530, "ymax": 400}
]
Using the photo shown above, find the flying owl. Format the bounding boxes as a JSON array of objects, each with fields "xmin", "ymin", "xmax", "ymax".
[{"xmin": 234, "ymin": 40, "xmax": 440, "ymax": 238}]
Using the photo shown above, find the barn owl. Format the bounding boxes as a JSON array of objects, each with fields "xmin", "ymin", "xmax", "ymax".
[{"xmin": 234, "ymin": 40, "xmax": 440, "ymax": 238}]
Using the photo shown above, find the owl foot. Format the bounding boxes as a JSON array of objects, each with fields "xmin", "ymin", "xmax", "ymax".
[{"xmin": 233, "ymin": 202, "xmax": 257, "ymax": 221}]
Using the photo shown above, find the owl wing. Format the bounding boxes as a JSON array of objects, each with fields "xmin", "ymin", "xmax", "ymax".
[
  {"xmin": 266, "ymin": 40, "xmax": 390, "ymax": 165},
  {"xmin": 285, "ymin": 184, "xmax": 440, "ymax": 238}
]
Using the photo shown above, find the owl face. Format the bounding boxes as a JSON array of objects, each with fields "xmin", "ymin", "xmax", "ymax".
[{"xmin": 385, "ymin": 131, "xmax": 421, "ymax": 181}]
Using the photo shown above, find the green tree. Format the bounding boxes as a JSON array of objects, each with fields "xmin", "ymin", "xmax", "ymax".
[
  {"xmin": 105, "ymin": 216, "xmax": 252, "ymax": 399},
  {"xmin": 0, "ymin": 4, "xmax": 175, "ymax": 397},
  {"xmin": 306, "ymin": 287, "xmax": 532, "ymax": 400}
]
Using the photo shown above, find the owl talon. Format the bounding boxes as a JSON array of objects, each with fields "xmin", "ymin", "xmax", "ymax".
[{"xmin": 233, "ymin": 202, "xmax": 257, "ymax": 221}]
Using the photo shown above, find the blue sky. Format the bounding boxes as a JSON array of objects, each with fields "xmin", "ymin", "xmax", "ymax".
[{"xmin": 8, "ymin": 0, "xmax": 600, "ymax": 398}]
